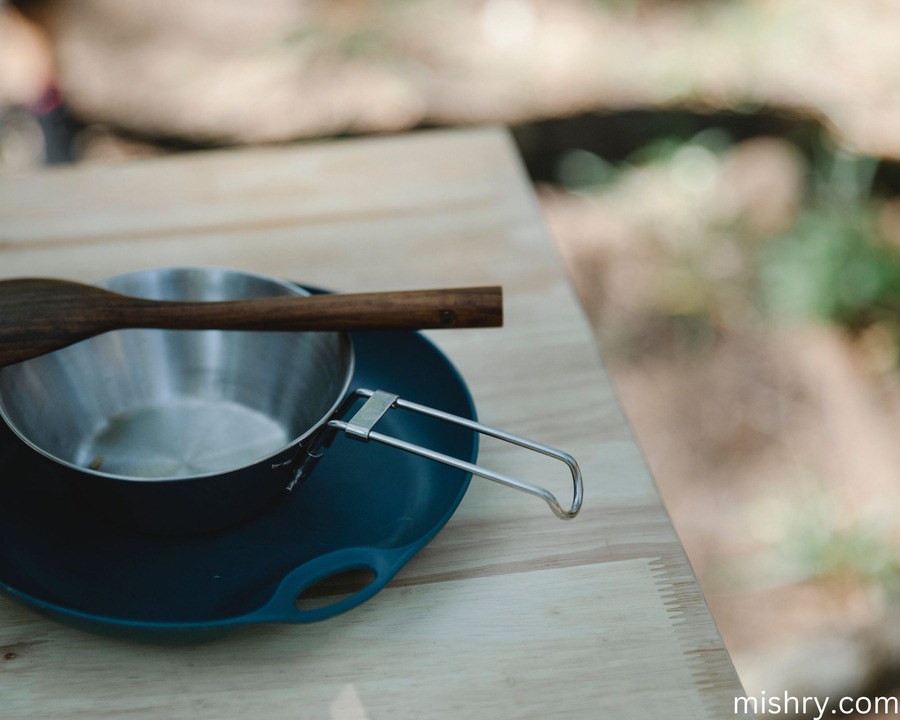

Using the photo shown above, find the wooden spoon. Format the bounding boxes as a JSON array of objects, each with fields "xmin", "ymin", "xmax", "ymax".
[{"xmin": 0, "ymin": 278, "xmax": 503, "ymax": 366}]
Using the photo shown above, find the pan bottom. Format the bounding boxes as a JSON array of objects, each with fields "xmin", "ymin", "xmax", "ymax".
[{"xmin": 72, "ymin": 399, "xmax": 289, "ymax": 479}]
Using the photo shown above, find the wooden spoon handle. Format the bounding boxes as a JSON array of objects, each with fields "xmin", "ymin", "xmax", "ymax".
[
  {"xmin": 0, "ymin": 282, "xmax": 503, "ymax": 367},
  {"xmin": 128, "ymin": 286, "xmax": 504, "ymax": 332}
]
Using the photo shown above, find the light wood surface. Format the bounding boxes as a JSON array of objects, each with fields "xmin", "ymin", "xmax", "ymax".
[{"xmin": 0, "ymin": 127, "xmax": 748, "ymax": 718}]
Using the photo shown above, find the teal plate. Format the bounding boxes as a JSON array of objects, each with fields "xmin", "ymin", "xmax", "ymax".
[{"xmin": 0, "ymin": 325, "xmax": 476, "ymax": 641}]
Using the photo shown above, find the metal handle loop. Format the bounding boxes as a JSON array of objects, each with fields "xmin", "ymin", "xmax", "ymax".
[{"xmin": 327, "ymin": 389, "xmax": 583, "ymax": 520}]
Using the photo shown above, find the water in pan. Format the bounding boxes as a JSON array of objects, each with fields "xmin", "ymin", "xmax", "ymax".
[{"xmin": 73, "ymin": 398, "xmax": 289, "ymax": 479}]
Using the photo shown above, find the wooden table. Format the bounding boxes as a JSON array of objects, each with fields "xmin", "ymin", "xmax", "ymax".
[{"xmin": 0, "ymin": 127, "xmax": 748, "ymax": 718}]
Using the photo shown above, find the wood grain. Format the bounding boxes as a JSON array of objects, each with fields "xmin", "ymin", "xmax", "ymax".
[
  {"xmin": 0, "ymin": 127, "xmax": 749, "ymax": 719},
  {"xmin": 0, "ymin": 279, "xmax": 502, "ymax": 365}
]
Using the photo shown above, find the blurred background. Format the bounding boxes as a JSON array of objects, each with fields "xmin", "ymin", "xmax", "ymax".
[{"xmin": 3, "ymin": 0, "xmax": 900, "ymax": 713}]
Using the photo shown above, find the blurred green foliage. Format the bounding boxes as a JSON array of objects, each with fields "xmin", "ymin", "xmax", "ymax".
[
  {"xmin": 758, "ymin": 208, "xmax": 900, "ymax": 332},
  {"xmin": 758, "ymin": 149, "xmax": 900, "ymax": 334},
  {"xmin": 559, "ymin": 131, "xmax": 900, "ymax": 342},
  {"xmin": 555, "ymin": 147, "xmax": 617, "ymax": 191},
  {"xmin": 785, "ymin": 487, "xmax": 900, "ymax": 588}
]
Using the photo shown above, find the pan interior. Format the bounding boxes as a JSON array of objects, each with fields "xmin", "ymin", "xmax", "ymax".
[
  {"xmin": 0, "ymin": 268, "xmax": 352, "ymax": 480},
  {"xmin": 72, "ymin": 398, "xmax": 290, "ymax": 478}
]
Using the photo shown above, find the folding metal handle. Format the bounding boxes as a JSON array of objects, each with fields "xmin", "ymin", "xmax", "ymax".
[{"xmin": 327, "ymin": 389, "xmax": 583, "ymax": 520}]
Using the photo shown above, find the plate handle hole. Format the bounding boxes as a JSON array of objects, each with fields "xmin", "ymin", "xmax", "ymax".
[{"xmin": 295, "ymin": 566, "xmax": 378, "ymax": 611}]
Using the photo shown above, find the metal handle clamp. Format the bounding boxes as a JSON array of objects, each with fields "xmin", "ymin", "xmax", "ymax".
[{"xmin": 327, "ymin": 389, "xmax": 583, "ymax": 520}]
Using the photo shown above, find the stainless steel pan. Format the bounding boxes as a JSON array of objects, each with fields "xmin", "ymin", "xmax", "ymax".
[{"xmin": 0, "ymin": 267, "xmax": 582, "ymax": 534}]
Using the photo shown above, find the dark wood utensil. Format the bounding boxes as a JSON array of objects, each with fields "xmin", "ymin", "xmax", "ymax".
[{"xmin": 0, "ymin": 278, "xmax": 503, "ymax": 366}]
